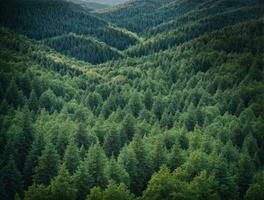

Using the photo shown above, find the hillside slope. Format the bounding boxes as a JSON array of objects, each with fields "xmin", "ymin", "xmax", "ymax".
[
  {"xmin": 0, "ymin": 1, "xmax": 264, "ymax": 200},
  {"xmin": 99, "ymin": 0, "xmax": 263, "ymax": 35},
  {"xmin": 0, "ymin": 0, "xmax": 139, "ymax": 50},
  {"xmin": 44, "ymin": 33, "xmax": 123, "ymax": 64}
]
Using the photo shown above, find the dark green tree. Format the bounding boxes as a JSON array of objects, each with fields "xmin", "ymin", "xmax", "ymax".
[
  {"xmin": 143, "ymin": 88, "xmax": 153, "ymax": 110},
  {"xmin": 0, "ymin": 157, "xmax": 23, "ymax": 200},
  {"xmin": 28, "ymin": 90, "xmax": 39, "ymax": 113},
  {"xmin": 106, "ymin": 155, "xmax": 129, "ymax": 186},
  {"xmin": 120, "ymin": 113, "xmax": 136, "ymax": 143},
  {"xmin": 23, "ymin": 132, "xmax": 45, "ymax": 187},
  {"xmin": 128, "ymin": 92, "xmax": 143, "ymax": 117},
  {"xmin": 33, "ymin": 142, "xmax": 60, "ymax": 185},
  {"xmin": 63, "ymin": 141, "xmax": 80, "ymax": 174},
  {"xmin": 49, "ymin": 165, "xmax": 77, "ymax": 200},
  {"xmin": 103, "ymin": 128, "xmax": 121, "ymax": 157}
]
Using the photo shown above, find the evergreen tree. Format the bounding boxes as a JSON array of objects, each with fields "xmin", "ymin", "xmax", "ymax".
[
  {"xmin": 151, "ymin": 139, "xmax": 167, "ymax": 172},
  {"xmin": 86, "ymin": 187, "xmax": 103, "ymax": 200},
  {"xmin": 73, "ymin": 161, "xmax": 91, "ymax": 200},
  {"xmin": 33, "ymin": 142, "xmax": 60, "ymax": 185},
  {"xmin": 120, "ymin": 113, "xmax": 136, "ymax": 143},
  {"xmin": 237, "ymin": 153, "xmax": 255, "ymax": 198},
  {"xmin": 142, "ymin": 166, "xmax": 177, "ymax": 200},
  {"xmin": 103, "ymin": 128, "xmax": 121, "ymax": 157},
  {"xmin": 106, "ymin": 155, "xmax": 130, "ymax": 186},
  {"xmin": 23, "ymin": 132, "xmax": 45, "ymax": 187},
  {"xmin": 4, "ymin": 78, "xmax": 20, "ymax": 107},
  {"xmin": 128, "ymin": 93, "xmax": 143, "ymax": 117},
  {"xmin": 75, "ymin": 123, "xmax": 90, "ymax": 149},
  {"xmin": 39, "ymin": 89, "xmax": 57, "ymax": 112},
  {"xmin": 152, "ymin": 96, "xmax": 165, "ymax": 120},
  {"xmin": 0, "ymin": 157, "xmax": 23, "ymax": 200},
  {"xmin": 28, "ymin": 89, "xmax": 39, "ymax": 113},
  {"xmin": 103, "ymin": 181, "xmax": 135, "ymax": 200},
  {"xmin": 63, "ymin": 141, "xmax": 80, "ymax": 174},
  {"xmin": 24, "ymin": 184, "xmax": 51, "ymax": 200},
  {"xmin": 143, "ymin": 88, "xmax": 153, "ymax": 110},
  {"xmin": 130, "ymin": 135, "xmax": 151, "ymax": 195},
  {"xmin": 49, "ymin": 165, "xmax": 77, "ymax": 200},
  {"xmin": 73, "ymin": 143, "xmax": 107, "ymax": 200},
  {"xmin": 118, "ymin": 145, "xmax": 138, "ymax": 189}
]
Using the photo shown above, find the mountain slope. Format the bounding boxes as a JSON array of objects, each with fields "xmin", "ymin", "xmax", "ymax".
[
  {"xmin": 126, "ymin": 6, "xmax": 264, "ymax": 57},
  {"xmin": 0, "ymin": 1, "xmax": 264, "ymax": 200},
  {"xmin": 0, "ymin": 0, "xmax": 139, "ymax": 50},
  {"xmin": 98, "ymin": 0, "xmax": 263, "ymax": 35},
  {"xmin": 44, "ymin": 33, "xmax": 123, "ymax": 64}
]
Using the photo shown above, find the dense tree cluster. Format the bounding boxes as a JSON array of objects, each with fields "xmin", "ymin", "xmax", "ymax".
[
  {"xmin": 0, "ymin": 0, "xmax": 138, "ymax": 51},
  {"xmin": 0, "ymin": 0, "xmax": 264, "ymax": 200},
  {"xmin": 44, "ymin": 33, "xmax": 122, "ymax": 64}
]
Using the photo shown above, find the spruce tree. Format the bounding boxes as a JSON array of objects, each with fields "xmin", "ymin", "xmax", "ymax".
[
  {"xmin": 128, "ymin": 93, "xmax": 143, "ymax": 117},
  {"xmin": 63, "ymin": 141, "xmax": 80, "ymax": 174},
  {"xmin": 23, "ymin": 132, "xmax": 45, "ymax": 187},
  {"xmin": 33, "ymin": 142, "xmax": 60, "ymax": 185},
  {"xmin": 50, "ymin": 165, "xmax": 76, "ymax": 200},
  {"xmin": 28, "ymin": 89, "xmax": 38, "ymax": 113},
  {"xmin": 0, "ymin": 157, "xmax": 23, "ymax": 200},
  {"xmin": 103, "ymin": 128, "xmax": 121, "ymax": 157},
  {"xmin": 143, "ymin": 88, "xmax": 153, "ymax": 110},
  {"xmin": 106, "ymin": 155, "xmax": 130, "ymax": 186}
]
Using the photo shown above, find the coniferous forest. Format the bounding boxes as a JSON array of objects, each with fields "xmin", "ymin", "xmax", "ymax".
[{"xmin": 0, "ymin": 0, "xmax": 264, "ymax": 200}]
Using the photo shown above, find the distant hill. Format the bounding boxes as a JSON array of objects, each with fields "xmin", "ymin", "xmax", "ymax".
[
  {"xmin": 69, "ymin": 0, "xmax": 110, "ymax": 10},
  {"xmin": 0, "ymin": 1, "xmax": 264, "ymax": 200},
  {"xmin": 82, "ymin": 0, "xmax": 130, "ymax": 5},
  {"xmin": 44, "ymin": 33, "xmax": 123, "ymax": 64},
  {"xmin": 0, "ymin": 0, "xmax": 139, "ymax": 50}
]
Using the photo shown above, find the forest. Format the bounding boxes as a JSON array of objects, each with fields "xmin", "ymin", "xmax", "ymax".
[{"xmin": 0, "ymin": 0, "xmax": 263, "ymax": 200}]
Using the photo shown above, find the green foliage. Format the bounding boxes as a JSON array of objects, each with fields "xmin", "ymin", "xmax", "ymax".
[
  {"xmin": 49, "ymin": 165, "xmax": 77, "ymax": 200},
  {"xmin": 63, "ymin": 141, "xmax": 80, "ymax": 174},
  {"xmin": 0, "ymin": 157, "xmax": 23, "ymax": 200},
  {"xmin": 33, "ymin": 142, "xmax": 60, "ymax": 185},
  {"xmin": 0, "ymin": 0, "xmax": 263, "ymax": 199}
]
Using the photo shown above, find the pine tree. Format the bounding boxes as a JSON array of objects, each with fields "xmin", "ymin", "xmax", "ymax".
[
  {"xmin": 143, "ymin": 88, "xmax": 153, "ymax": 110},
  {"xmin": 130, "ymin": 135, "xmax": 151, "ymax": 195},
  {"xmin": 63, "ymin": 141, "xmax": 80, "ymax": 174},
  {"xmin": 73, "ymin": 161, "xmax": 91, "ymax": 200},
  {"xmin": 142, "ymin": 166, "xmax": 176, "ymax": 200},
  {"xmin": 39, "ymin": 89, "xmax": 56, "ymax": 112},
  {"xmin": 50, "ymin": 165, "xmax": 76, "ymax": 200},
  {"xmin": 0, "ymin": 157, "xmax": 23, "ymax": 200},
  {"xmin": 73, "ymin": 143, "xmax": 107, "ymax": 200},
  {"xmin": 4, "ymin": 78, "xmax": 20, "ymax": 107},
  {"xmin": 128, "ymin": 92, "xmax": 143, "ymax": 117},
  {"xmin": 86, "ymin": 143, "xmax": 107, "ymax": 189},
  {"xmin": 152, "ymin": 96, "xmax": 165, "ymax": 120},
  {"xmin": 23, "ymin": 132, "xmax": 45, "ymax": 187},
  {"xmin": 103, "ymin": 181, "xmax": 135, "ymax": 200},
  {"xmin": 34, "ymin": 142, "xmax": 60, "ymax": 185},
  {"xmin": 103, "ymin": 128, "xmax": 121, "ymax": 157},
  {"xmin": 151, "ymin": 139, "xmax": 167, "ymax": 172},
  {"xmin": 86, "ymin": 187, "xmax": 103, "ymax": 200},
  {"xmin": 160, "ymin": 109, "xmax": 174, "ymax": 129},
  {"xmin": 24, "ymin": 184, "xmax": 51, "ymax": 200},
  {"xmin": 120, "ymin": 113, "xmax": 136, "ymax": 143},
  {"xmin": 118, "ymin": 145, "xmax": 138, "ymax": 189},
  {"xmin": 75, "ymin": 123, "xmax": 90, "ymax": 149},
  {"xmin": 237, "ymin": 153, "xmax": 255, "ymax": 198},
  {"xmin": 28, "ymin": 89, "xmax": 39, "ymax": 113},
  {"xmin": 106, "ymin": 155, "xmax": 130, "ymax": 186}
]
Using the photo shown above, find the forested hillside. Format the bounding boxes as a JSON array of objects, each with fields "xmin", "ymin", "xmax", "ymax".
[
  {"xmin": 43, "ymin": 33, "xmax": 123, "ymax": 64},
  {"xmin": 0, "ymin": 0, "xmax": 139, "ymax": 50},
  {"xmin": 0, "ymin": 0, "xmax": 264, "ymax": 200}
]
